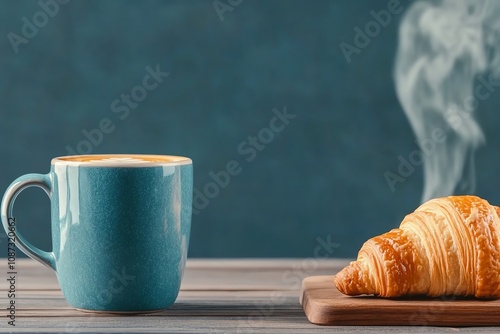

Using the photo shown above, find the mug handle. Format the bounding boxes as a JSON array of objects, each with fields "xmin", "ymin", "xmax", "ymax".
[{"xmin": 1, "ymin": 173, "xmax": 56, "ymax": 271}]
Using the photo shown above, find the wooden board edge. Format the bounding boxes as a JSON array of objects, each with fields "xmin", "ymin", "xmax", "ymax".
[
  {"xmin": 300, "ymin": 276, "xmax": 334, "ymax": 325},
  {"xmin": 300, "ymin": 275, "xmax": 500, "ymax": 326}
]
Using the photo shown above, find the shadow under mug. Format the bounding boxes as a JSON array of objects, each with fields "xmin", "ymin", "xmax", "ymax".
[{"xmin": 1, "ymin": 154, "xmax": 193, "ymax": 313}]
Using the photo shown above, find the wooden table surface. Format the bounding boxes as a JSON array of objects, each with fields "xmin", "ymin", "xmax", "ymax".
[{"xmin": 0, "ymin": 259, "xmax": 498, "ymax": 333}]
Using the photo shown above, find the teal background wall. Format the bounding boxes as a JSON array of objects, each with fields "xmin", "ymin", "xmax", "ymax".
[{"xmin": 1, "ymin": 0, "xmax": 500, "ymax": 258}]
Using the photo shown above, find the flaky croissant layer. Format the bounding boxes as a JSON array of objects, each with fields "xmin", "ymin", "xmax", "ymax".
[{"xmin": 334, "ymin": 195, "xmax": 500, "ymax": 298}]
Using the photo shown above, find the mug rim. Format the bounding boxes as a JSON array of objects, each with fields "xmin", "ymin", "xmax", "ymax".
[{"xmin": 51, "ymin": 154, "xmax": 192, "ymax": 167}]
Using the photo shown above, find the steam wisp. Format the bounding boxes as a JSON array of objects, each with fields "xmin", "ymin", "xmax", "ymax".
[{"xmin": 394, "ymin": 0, "xmax": 500, "ymax": 202}]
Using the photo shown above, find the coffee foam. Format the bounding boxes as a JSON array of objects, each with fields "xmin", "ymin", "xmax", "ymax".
[
  {"xmin": 88, "ymin": 157, "xmax": 159, "ymax": 164},
  {"xmin": 52, "ymin": 154, "xmax": 191, "ymax": 167}
]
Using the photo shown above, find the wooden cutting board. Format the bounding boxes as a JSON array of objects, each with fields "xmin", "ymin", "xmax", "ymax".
[{"xmin": 300, "ymin": 276, "xmax": 500, "ymax": 326}]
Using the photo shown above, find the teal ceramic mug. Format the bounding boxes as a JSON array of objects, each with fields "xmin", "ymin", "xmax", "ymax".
[{"xmin": 1, "ymin": 154, "xmax": 193, "ymax": 313}]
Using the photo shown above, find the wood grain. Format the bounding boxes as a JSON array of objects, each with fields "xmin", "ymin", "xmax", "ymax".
[
  {"xmin": 301, "ymin": 275, "xmax": 500, "ymax": 326},
  {"xmin": 2, "ymin": 259, "xmax": 500, "ymax": 332}
]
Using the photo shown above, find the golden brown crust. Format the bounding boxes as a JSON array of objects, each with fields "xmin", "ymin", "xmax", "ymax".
[{"xmin": 334, "ymin": 195, "xmax": 500, "ymax": 298}]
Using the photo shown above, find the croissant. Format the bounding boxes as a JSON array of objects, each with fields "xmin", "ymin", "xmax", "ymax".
[{"xmin": 334, "ymin": 195, "xmax": 500, "ymax": 298}]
